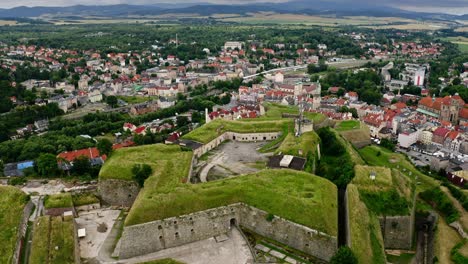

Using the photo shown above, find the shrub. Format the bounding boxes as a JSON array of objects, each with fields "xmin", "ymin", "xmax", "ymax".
[
  {"xmin": 331, "ymin": 246, "xmax": 358, "ymax": 264},
  {"xmin": 420, "ymin": 187, "xmax": 459, "ymax": 223},
  {"xmin": 132, "ymin": 164, "xmax": 153, "ymax": 187}
]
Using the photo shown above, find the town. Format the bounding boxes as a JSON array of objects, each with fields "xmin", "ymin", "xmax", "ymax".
[{"xmin": 0, "ymin": 1, "xmax": 467, "ymax": 264}]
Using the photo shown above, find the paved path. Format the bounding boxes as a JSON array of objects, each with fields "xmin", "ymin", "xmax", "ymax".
[{"xmin": 199, "ymin": 152, "xmax": 225, "ymax": 183}]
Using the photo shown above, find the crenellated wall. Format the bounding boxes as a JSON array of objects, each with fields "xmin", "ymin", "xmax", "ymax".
[{"xmin": 118, "ymin": 203, "xmax": 337, "ymax": 261}]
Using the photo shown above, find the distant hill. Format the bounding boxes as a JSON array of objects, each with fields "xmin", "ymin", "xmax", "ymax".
[{"xmin": 0, "ymin": 1, "xmax": 465, "ymax": 21}]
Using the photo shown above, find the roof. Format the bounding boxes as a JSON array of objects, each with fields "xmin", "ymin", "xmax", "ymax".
[
  {"xmin": 433, "ymin": 127, "xmax": 450, "ymax": 137},
  {"xmin": 57, "ymin": 148, "xmax": 106, "ymax": 162},
  {"xmin": 268, "ymin": 155, "xmax": 306, "ymax": 171}
]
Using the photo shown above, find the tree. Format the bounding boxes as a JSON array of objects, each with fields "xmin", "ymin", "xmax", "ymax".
[
  {"xmin": 36, "ymin": 153, "xmax": 59, "ymax": 177},
  {"xmin": 381, "ymin": 138, "xmax": 396, "ymax": 152},
  {"xmin": 72, "ymin": 156, "xmax": 92, "ymax": 176},
  {"xmin": 97, "ymin": 138, "xmax": 113, "ymax": 157},
  {"xmin": 176, "ymin": 116, "xmax": 189, "ymax": 128},
  {"xmin": 0, "ymin": 159, "xmax": 3, "ymax": 176},
  {"xmin": 132, "ymin": 164, "xmax": 153, "ymax": 187},
  {"xmin": 106, "ymin": 95, "xmax": 118, "ymax": 108},
  {"xmin": 330, "ymin": 247, "xmax": 358, "ymax": 264}
]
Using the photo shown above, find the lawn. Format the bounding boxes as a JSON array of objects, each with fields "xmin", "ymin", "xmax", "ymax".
[
  {"xmin": 182, "ymin": 118, "xmax": 292, "ymax": 144},
  {"xmin": 347, "ymin": 184, "xmax": 386, "ymax": 264},
  {"xmin": 125, "ymin": 168, "xmax": 338, "ymax": 237},
  {"xmin": 276, "ymin": 131, "xmax": 320, "ymax": 157},
  {"xmin": 335, "ymin": 120, "xmax": 361, "ymax": 131},
  {"xmin": 117, "ymin": 95, "xmax": 156, "ymax": 104},
  {"xmin": 44, "ymin": 193, "xmax": 73, "ymax": 209},
  {"xmin": 0, "ymin": 186, "xmax": 29, "ymax": 264},
  {"xmin": 358, "ymin": 146, "xmax": 438, "ymax": 192},
  {"xmin": 29, "ymin": 216, "xmax": 75, "ymax": 264},
  {"xmin": 99, "ymin": 144, "xmax": 193, "ymax": 181}
]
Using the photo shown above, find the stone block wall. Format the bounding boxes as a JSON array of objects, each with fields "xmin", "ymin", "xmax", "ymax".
[
  {"xmin": 99, "ymin": 179, "xmax": 140, "ymax": 207},
  {"xmin": 118, "ymin": 203, "xmax": 337, "ymax": 261},
  {"xmin": 12, "ymin": 200, "xmax": 34, "ymax": 264},
  {"xmin": 119, "ymin": 204, "xmax": 241, "ymax": 259},
  {"xmin": 379, "ymin": 214, "xmax": 414, "ymax": 249}
]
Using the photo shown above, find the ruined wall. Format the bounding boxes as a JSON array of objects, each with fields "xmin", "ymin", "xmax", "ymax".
[
  {"xmin": 379, "ymin": 214, "xmax": 414, "ymax": 249},
  {"xmin": 98, "ymin": 179, "xmax": 140, "ymax": 207},
  {"xmin": 118, "ymin": 203, "xmax": 337, "ymax": 261},
  {"xmin": 12, "ymin": 200, "xmax": 34, "ymax": 264},
  {"xmin": 193, "ymin": 132, "xmax": 281, "ymax": 158}
]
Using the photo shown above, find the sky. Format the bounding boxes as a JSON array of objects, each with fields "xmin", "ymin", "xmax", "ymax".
[{"xmin": 0, "ymin": 0, "xmax": 466, "ymax": 15}]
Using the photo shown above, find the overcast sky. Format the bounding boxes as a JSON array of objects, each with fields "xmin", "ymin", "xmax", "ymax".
[{"xmin": 0, "ymin": 0, "xmax": 467, "ymax": 15}]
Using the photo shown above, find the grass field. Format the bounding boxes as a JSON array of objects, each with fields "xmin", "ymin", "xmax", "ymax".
[
  {"xmin": 358, "ymin": 146, "xmax": 438, "ymax": 192},
  {"xmin": 29, "ymin": 216, "xmax": 75, "ymax": 264},
  {"xmin": 125, "ymin": 168, "xmax": 337, "ymax": 236},
  {"xmin": 276, "ymin": 131, "xmax": 320, "ymax": 157},
  {"xmin": 442, "ymin": 37, "xmax": 468, "ymax": 53},
  {"xmin": 220, "ymin": 12, "xmax": 417, "ymax": 26},
  {"xmin": 347, "ymin": 184, "xmax": 386, "ymax": 264},
  {"xmin": 44, "ymin": 193, "xmax": 73, "ymax": 209},
  {"xmin": 335, "ymin": 120, "xmax": 361, "ymax": 131},
  {"xmin": 117, "ymin": 95, "xmax": 156, "ymax": 104},
  {"xmin": 182, "ymin": 118, "xmax": 292, "ymax": 144},
  {"xmin": 99, "ymin": 144, "xmax": 193, "ymax": 181},
  {"xmin": 0, "ymin": 186, "xmax": 29, "ymax": 264}
]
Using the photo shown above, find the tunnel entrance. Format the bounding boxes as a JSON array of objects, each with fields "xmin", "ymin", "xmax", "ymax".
[{"xmin": 230, "ymin": 218, "xmax": 237, "ymax": 227}]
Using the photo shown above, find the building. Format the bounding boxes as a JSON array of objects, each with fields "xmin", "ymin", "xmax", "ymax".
[
  {"xmin": 413, "ymin": 69, "xmax": 425, "ymax": 86},
  {"xmin": 398, "ymin": 129, "xmax": 420, "ymax": 148},
  {"xmin": 224, "ymin": 41, "xmax": 242, "ymax": 51},
  {"xmin": 3, "ymin": 160, "xmax": 34, "ymax": 177},
  {"xmin": 417, "ymin": 95, "xmax": 466, "ymax": 124}
]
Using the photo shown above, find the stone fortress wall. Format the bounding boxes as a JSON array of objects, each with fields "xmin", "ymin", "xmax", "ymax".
[
  {"xmin": 192, "ymin": 131, "xmax": 282, "ymax": 158},
  {"xmin": 118, "ymin": 203, "xmax": 337, "ymax": 261},
  {"xmin": 99, "ymin": 179, "xmax": 140, "ymax": 207}
]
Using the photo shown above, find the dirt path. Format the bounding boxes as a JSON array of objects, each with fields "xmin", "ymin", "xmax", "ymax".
[{"xmin": 440, "ymin": 186, "xmax": 468, "ymax": 232}]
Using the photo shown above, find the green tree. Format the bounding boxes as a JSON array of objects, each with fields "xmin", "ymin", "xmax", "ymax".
[
  {"xmin": 72, "ymin": 156, "xmax": 91, "ymax": 176},
  {"xmin": 176, "ymin": 116, "xmax": 189, "ymax": 128},
  {"xmin": 0, "ymin": 159, "xmax": 3, "ymax": 176},
  {"xmin": 330, "ymin": 247, "xmax": 358, "ymax": 264},
  {"xmin": 106, "ymin": 95, "xmax": 118, "ymax": 108},
  {"xmin": 97, "ymin": 138, "xmax": 113, "ymax": 157},
  {"xmin": 132, "ymin": 164, "xmax": 153, "ymax": 187},
  {"xmin": 36, "ymin": 153, "xmax": 58, "ymax": 177}
]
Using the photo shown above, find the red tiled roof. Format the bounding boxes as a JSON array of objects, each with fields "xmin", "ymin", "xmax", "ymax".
[
  {"xmin": 446, "ymin": 131, "xmax": 459, "ymax": 140},
  {"xmin": 433, "ymin": 127, "xmax": 450, "ymax": 137},
  {"xmin": 57, "ymin": 147, "xmax": 105, "ymax": 162}
]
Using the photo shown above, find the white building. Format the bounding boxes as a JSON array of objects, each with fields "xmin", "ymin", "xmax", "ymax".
[
  {"xmin": 398, "ymin": 129, "xmax": 420, "ymax": 148},
  {"xmin": 414, "ymin": 69, "xmax": 425, "ymax": 86},
  {"xmin": 224, "ymin": 41, "xmax": 243, "ymax": 51}
]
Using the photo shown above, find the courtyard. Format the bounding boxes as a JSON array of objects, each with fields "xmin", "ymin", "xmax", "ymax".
[{"xmin": 198, "ymin": 141, "xmax": 271, "ymax": 182}]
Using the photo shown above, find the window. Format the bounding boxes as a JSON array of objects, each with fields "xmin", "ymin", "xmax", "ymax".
[
  {"xmin": 175, "ymin": 232, "xmax": 179, "ymax": 238},
  {"xmin": 158, "ymin": 225, "xmax": 162, "ymax": 230}
]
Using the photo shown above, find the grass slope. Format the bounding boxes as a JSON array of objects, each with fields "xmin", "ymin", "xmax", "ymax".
[
  {"xmin": 182, "ymin": 118, "xmax": 292, "ymax": 144},
  {"xmin": 0, "ymin": 186, "xmax": 29, "ymax": 264},
  {"xmin": 347, "ymin": 184, "xmax": 386, "ymax": 264},
  {"xmin": 335, "ymin": 120, "xmax": 360, "ymax": 131},
  {"xmin": 72, "ymin": 193, "xmax": 100, "ymax": 206},
  {"xmin": 125, "ymin": 168, "xmax": 338, "ymax": 236},
  {"xmin": 44, "ymin": 193, "xmax": 73, "ymax": 209},
  {"xmin": 99, "ymin": 144, "xmax": 193, "ymax": 181},
  {"xmin": 276, "ymin": 131, "xmax": 320, "ymax": 157},
  {"xmin": 29, "ymin": 216, "xmax": 75, "ymax": 264},
  {"xmin": 358, "ymin": 145, "xmax": 438, "ymax": 192}
]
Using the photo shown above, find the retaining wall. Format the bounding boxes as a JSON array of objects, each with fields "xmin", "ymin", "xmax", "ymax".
[
  {"xmin": 379, "ymin": 214, "xmax": 414, "ymax": 249},
  {"xmin": 118, "ymin": 203, "xmax": 337, "ymax": 261},
  {"xmin": 12, "ymin": 200, "xmax": 34, "ymax": 264},
  {"xmin": 99, "ymin": 179, "xmax": 140, "ymax": 207}
]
